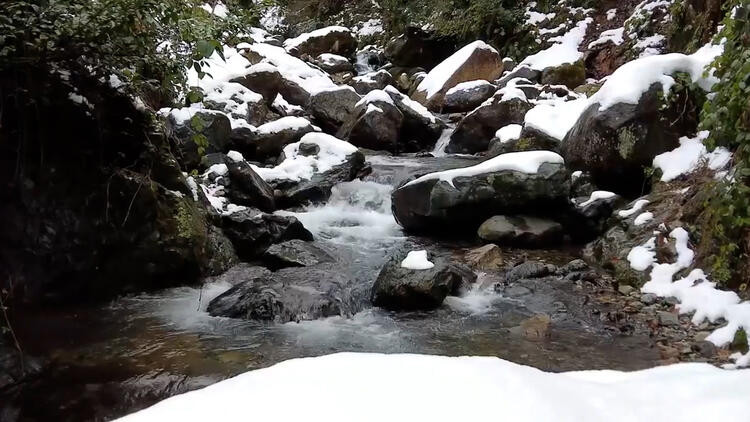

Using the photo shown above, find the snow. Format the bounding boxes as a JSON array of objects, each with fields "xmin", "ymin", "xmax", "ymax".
[
  {"xmin": 495, "ymin": 124, "xmax": 523, "ymax": 143},
  {"xmin": 634, "ymin": 212, "xmax": 654, "ymax": 226},
  {"xmin": 384, "ymin": 85, "xmax": 438, "ymax": 123},
  {"xmin": 226, "ymin": 151, "xmax": 244, "ymax": 163},
  {"xmin": 273, "ymin": 94, "xmax": 304, "ymax": 115},
  {"xmin": 256, "ymin": 116, "xmax": 312, "ymax": 135},
  {"xmin": 283, "ymin": 26, "xmax": 351, "ymax": 52},
  {"xmin": 244, "ymin": 42, "xmax": 337, "ymax": 97},
  {"xmin": 524, "ymin": 96, "xmax": 590, "ymax": 141},
  {"xmin": 590, "ymin": 42, "xmax": 724, "ymax": 111},
  {"xmin": 404, "ymin": 151, "xmax": 564, "ymax": 188},
  {"xmin": 606, "ymin": 8, "xmax": 618, "ymax": 20},
  {"xmin": 618, "ymin": 199, "xmax": 650, "ymax": 218},
  {"xmin": 318, "ymin": 53, "xmax": 348, "ymax": 66},
  {"xmin": 525, "ymin": 9, "xmax": 555, "ymax": 25},
  {"xmin": 253, "ymin": 133, "xmax": 358, "ymax": 182},
  {"xmin": 365, "ymin": 104, "xmax": 383, "ymax": 115},
  {"xmin": 577, "ymin": 191, "xmax": 616, "ymax": 208},
  {"xmin": 653, "ymin": 131, "xmax": 732, "ymax": 182},
  {"xmin": 356, "ymin": 19, "xmax": 384, "ymax": 36},
  {"xmin": 628, "ymin": 237, "xmax": 656, "ymax": 271},
  {"xmin": 415, "ymin": 41, "xmax": 499, "ymax": 100},
  {"xmin": 116, "ymin": 352, "xmax": 750, "ymax": 422},
  {"xmin": 400, "ymin": 250, "xmax": 434, "ymax": 270},
  {"xmin": 200, "ymin": 2, "xmax": 228, "ymax": 18},
  {"xmin": 520, "ymin": 17, "xmax": 592, "ymax": 71},
  {"xmin": 206, "ymin": 164, "xmax": 228, "ymax": 177},
  {"xmin": 445, "ymin": 80, "xmax": 492, "ymax": 96},
  {"xmin": 630, "ymin": 227, "xmax": 750, "ymax": 368},
  {"xmin": 633, "ymin": 34, "xmax": 667, "ymax": 58},
  {"xmin": 588, "ymin": 27, "xmax": 625, "ymax": 49},
  {"xmin": 355, "ymin": 89, "xmax": 394, "ymax": 108}
]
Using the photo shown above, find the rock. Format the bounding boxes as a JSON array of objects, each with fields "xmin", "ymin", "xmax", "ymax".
[
  {"xmin": 371, "ymin": 254, "xmax": 477, "ymax": 311},
  {"xmin": 309, "ymin": 86, "xmax": 361, "ymax": 132},
  {"xmin": 225, "ymin": 161, "xmax": 276, "ymax": 212},
  {"xmin": 496, "ymin": 65, "xmax": 541, "ymax": 88},
  {"xmin": 446, "ymin": 95, "xmax": 531, "ymax": 154},
  {"xmin": 570, "ymin": 171, "xmax": 596, "ymax": 198},
  {"xmin": 246, "ymin": 99, "xmax": 279, "ymax": 126},
  {"xmin": 230, "ymin": 63, "xmax": 282, "ymax": 103},
  {"xmin": 284, "ymin": 26, "xmax": 357, "ymax": 58},
  {"xmin": 511, "ymin": 314, "xmax": 551, "ymax": 341},
  {"xmin": 693, "ymin": 340, "xmax": 717, "ymax": 358},
  {"xmin": 411, "ymin": 41, "xmax": 504, "ymax": 111},
  {"xmin": 442, "ymin": 80, "xmax": 497, "ymax": 113},
  {"xmin": 560, "ymin": 259, "xmax": 588, "ymax": 274},
  {"xmin": 564, "ymin": 191, "xmax": 623, "ymax": 241},
  {"xmin": 562, "ymin": 83, "xmax": 702, "ymax": 194},
  {"xmin": 384, "ymin": 26, "xmax": 457, "ymax": 69},
  {"xmin": 506, "ymin": 261, "xmax": 554, "ymax": 283},
  {"xmin": 210, "ymin": 263, "xmax": 272, "ymax": 286},
  {"xmin": 354, "ymin": 45, "xmax": 386, "ymax": 74},
  {"xmin": 478, "ymin": 215, "xmax": 563, "ymax": 248},
  {"xmin": 540, "ymin": 61, "xmax": 586, "ymax": 89},
  {"xmin": 262, "ymin": 239, "xmax": 333, "ymax": 270},
  {"xmin": 247, "ymin": 117, "xmax": 317, "ymax": 160},
  {"xmin": 488, "ymin": 126, "xmax": 560, "ymax": 157},
  {"xmin": 314, "ymin": 53, "xmax": 354, "ymax": 74},
  {"xmin": 166, "ymin": 111, "xmax": 231, "ymax": 170},
  {"xmin": 657, "ymin": 311, "xmax": 680, "ymax": 327},
  {"xmin": 336, "ymin": 91, "xmax": 404, "ymax": 152},
  {"xmin": 641, "ymin": 293, "xmax": 658, "ymax": 305},
  {"xmin": 618, "ymin": 284, "xmax": 636, "ymax": 295},
  {"xmin": 392, "ymin": 154, "xmax": 569, "ymax": 233},
  {"xmin": 349, "ymin": 70, "xmax": 394, "ymax": 95},
  {"xmin": 464, "ymin": 244, "xmax": 504, "ymax": 270},
  {"xmin": 384, "ymin": 86, "xmax": 446, "ymax": 150},
  {"xmin": 276, "ymin": 74, "xmax": 315, "ymax": 107},
  {"xmin": 502, "ymin": 57, "xmax": 516, "ymax": 72},
  {"xmin": 207, "ymin": 263, "xmax": 362, "ymax": 322},
  {"xmin": 221, "ymin": 208, "xmax": 313, "ymax": 260}
]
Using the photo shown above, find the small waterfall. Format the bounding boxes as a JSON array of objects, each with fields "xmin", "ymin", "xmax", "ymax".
[{"xmin": 431, "ymin": 127, "xmax": 454, "ymax": 157}]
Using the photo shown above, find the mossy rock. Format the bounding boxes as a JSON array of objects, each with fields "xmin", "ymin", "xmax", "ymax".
[
  {"xmin": 541, "ymin": 60, "xmax": 585, "ymax": 89},
  {"xmin": 574, "ymin": 82, "xmax": 602, "ymax": 97}
]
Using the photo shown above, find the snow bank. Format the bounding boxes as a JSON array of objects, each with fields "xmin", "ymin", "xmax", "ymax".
[
  {"xmin": 628, "ymin": 237, "xmax": 656, "ymax": 271},
  {"xmin": 116, "ymin": 352, "xmax": 750, "ymax": 422},
  {"xmin": 404, "ymin": 151, "xmax": 564, "ymax": 188},
  {"xmin": 401, "ymin": 250, "xmax": 434, "ymax": 270},
  {"xmin": 524, "ymin": 96, "xmax": 590, "ymax": 141},
  {"xmin": 653, "ymin": 131, "xmax": 732, "ymax": 182},
  {"xmin": 416, "ymin": 41, "xmax": 498, "ymax": 100},
  {"xmin": 520, "ymin": 17, "xmax": 592, "ymax": 70},
  {"xmin": 253, "ymin": 133, "xmax": 357, "ymax": 182}
]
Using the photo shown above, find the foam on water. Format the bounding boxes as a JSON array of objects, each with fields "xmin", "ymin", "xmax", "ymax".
[{"xmin": 431, "ymin": 128, "xmax": 454, "ymax": 157}]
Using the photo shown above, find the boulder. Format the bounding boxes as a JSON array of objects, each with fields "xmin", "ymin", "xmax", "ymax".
[
  {"xmin": 446, "ymin": 95, "xmax": 531, "ymax": 154},
  {"xmin": 309, "ymin": 86, "xmax": 361, "ymax": 132},
  {"xmin": 225, "ymin": 161, "xmax": 276, "ymax": 212},
  {"xmin": 209, "ymin": 263, "xmax": 272, "ymax": 286},
  {"xmin": 166, "ymin": 110, "xmax": 231, "ymax": 170},
  {"xmin": 464, "ymin": 244, "xmax": 504, "ymax": 270},
  {"xmin": 496, "ymin": 65, "xmax": 541, "ymax": 88},
  {"xmin": 411, "ymin": 41, "xmax": 504, "ymax": 111},
  {"xmin": 336, "ymin": 90, "xmax": 404, "ymax": 152},
  {"xmin": 283, "ymin": 26, "xmax": 357, "ymax": 58},
  {"xmin": 384, "ymin": 26, "xmax": 457, "ymax": 69},
  {"xmin": 240, "ymin": 116, "xmax": 317, "ymax": 160},
  {"xmin": 262, "ymin": 239, "xmax": 333, "ymax": 270},
  {"xmin": 349, "ymin": 70, "xmax": 394, "ymax": 95},
  {"xmin": 371, "ymin": 254, "xmax": 477, "ymax": 311},
  {"xmin": 488, "ymin": 126, "xmax": 560, "ymax": 156},
  {"xmin": 562, "ymin": 83, "xmax": 702, "ymax": 194},
  {"xmin": 230, "ymin": 63, "xmax": 282, "ymax": 103},
  {"xmin": 478, "ymin": 215, "xmax": 563, "ymax": 247},
  {"xmin": 277, "ymin": 74, "xmax": 314, "ymax": 107},
  {"xmin": 315, "ymin": 53, "xmax": 354, "ymax": 74},
  {"xmin": 221, "ymin": 208, "xmax": 313, "ymax": 260},
  {"xmin": 384, "ymin": 86, "xmax": 446, "ymax": 150},
  {"xmin": 392, "ymin": 151, "xmax": 570, "ymax": 233},
  {"xmin": 540, "ymin": 61, "xmax": 586, "ymax": 89},
  {"xmin": 207, "ymin": 263, "xmax": 362, "ymax": 322},
  {"xmin": 563, "ymin": 191, "xmax": 624, "ymax": 241},
  {"xmin": 442, "ymin": 80, "xmax": 497, "ymax": 113}
]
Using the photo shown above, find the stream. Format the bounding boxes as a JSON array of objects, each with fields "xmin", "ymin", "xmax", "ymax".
[{"xmin": 2, "ymin": 154, "xmax": 661, "ymax": 421}]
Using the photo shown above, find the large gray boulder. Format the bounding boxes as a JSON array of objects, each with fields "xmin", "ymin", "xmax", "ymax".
[
  {"xmin": 478, "ymin": 215, "xmax": 563, "ymax": 247},
  {"xmin": 371, "ymin": 253, "xmax": 476, "ymax": 311},
  {"xmin": 225, "ymin": 160, "xmax": 276, "ymax": 212},
  {"xmin": 207, "ymin": 263, "xmax": 362, "ymax": 322},
  {"xmin": 391, "ymin": 152, "xmax": 570, "ymax": 233},
  {"xmin": 235, "ymin": 116, "xmax": 317, "ymax": 160},
  {"xmin": 384, "ymin": 86, "xmax": 446, "ymax": 150},
  {"xmin": 562, "ymin": 83, "xmax": 702, "ymax": 194},
  {"xmin": 221, "ymin": 208, "xmax": 313, "ymax": 260},
  {"xmin": 309, "ymin": 86, "xmax": 361, "ymax": 132},
  {"xmin": 262, "ymin": 239, "xmax": 333, "ymax": 270},
  {"xmin": 337, "ymin": 91, "xmax": 404, "ymax": 152},
  {"xmin": 443, "ymin": 80, "xmax": 497, "ymax": 113},
  {"xmin": 446, "ymin": 95, "xmax": 531, "ymax": 154},
  {"xmin": 349, "ymin": 70, "xmax": 394, "ymax": 95},
  {"xmin": 230, "ymin": 63, "xmax": 282, "ymax": 103},
  {"xmin": 283, "ymin": 26, "xmax": 357, "ymax": 58}
]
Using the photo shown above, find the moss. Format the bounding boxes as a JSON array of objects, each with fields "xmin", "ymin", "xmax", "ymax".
[
  {"xmin": 541, "ymin": 61, "xmax": 585, "ymax": 90},
  {"xmin": 732, "ymin": 328, "xmax": 749, "ymax": 354},
  {"xmin": 173, "ymin": 196, "xmax": 207, "ymax": 241},
  {"xmin": 516, "ymin": 137, "xmax": 532, "ymax": 151},
  {"xmin": 616, "ymin": 127, "xmax": 638, "ymax": 160}
]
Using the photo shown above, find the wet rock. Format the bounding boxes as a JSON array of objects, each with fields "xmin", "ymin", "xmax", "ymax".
[
  {"xmin": 336, "ymin": 91, "xmax": 403, "ymax": 152},
  {"xmin": 506, "ymin": 261, "xmax": 555, "ymax": 283},
  {"xmin": 511, "ymin": 314, "xmax": 551, "ymax": 341},
  {"xmin": 221, "ymin": 208, "xmax": 313, "ymax": 260},
  {"xmin": 384, "ymin": 86, "xmax": 446, "ymax": 150},
  {"xmin": 564, "ymin": 191, "xmax": 623, "ymax": 241},
  {"xmin": 371, "ymin": 255, "xmax": 477, "ymax": 311},
  {"xmin": 658, "ymin": 311, "xmax": 680, "ymax": 327},
  {"xmin": 207, "ymin": 263, "xmax": 361, "ymax": 322},
  {"xmin": 392, "ymin": 158, "xmax": 569, "ymax": 233},
  {"xmin": 210, "ymin": 263, "xmax": 272, "ymax": 286},
  {"xmin": 284, "ymin": 26, "xmax": 357, "ymax": 58},
  {"xmin": 464, "ymin": 244, "xmax": 504, "ymax": 270},
  {"xmin": 225, "ymin": 161, "xmax": 276, "ymax": 212},
  {"xmin": 562, "ymin": 83, "xmax": 702, "ymax": 195},
  {"xmin": 446, "ymin": 95, "xmax": 531, "ymax": 154},
  {"xmin": 262, "ymin": 240, "xmax": 333, "ymax": 270},
  {"xmin": 502, "ymin": 285, "xmax": 533, "ymax": 297},
  {"xmin": 309, "ymin": 86, "xmax": 361, "ymax": 132},
  {"xmin": 478, "ymin": 215, "xmax": 563, "ymax": 248},
  {"xmin": 411, "ymin": 41, "xmax": 504, "ymax": 111},
  {"xmin": 443, "ymin": 80, "xmax": 497, "ymax": 113},
  {"xmin": 540, "ymin": 61, "xmax": 586, "ymax": 89},
  {"xmin": 166, "ymin": 111, "xmax": 231, "ymax": 170},
  {"xmin": 349, "ymin": 70, "xmax": 394, "ymax": 95}
]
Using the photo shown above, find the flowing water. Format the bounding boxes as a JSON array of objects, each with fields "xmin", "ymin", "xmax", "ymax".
[{"xmin": 2, "ymin": 154, "xmax": 661, "ymax": 421}]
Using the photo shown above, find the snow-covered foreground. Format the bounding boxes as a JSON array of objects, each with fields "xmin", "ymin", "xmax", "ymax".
[{"xmin": 117, "ymin": 353, "xmax": 750, "ymax": 422}]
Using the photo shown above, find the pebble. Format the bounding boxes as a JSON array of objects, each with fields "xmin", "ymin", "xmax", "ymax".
[
  {"xmin": 665, "ymin": 296, "xmax": 680, "ymax": 305},
  {"xmin": 693, "ymin": 341, "xmax": 717, "ymax": 358},
  {"xmin": 658, "ymin": 311, "xmax": 679, "ymax": 326},
  {"xmin": 618, "ymin": 285, "xmax": 635, "ymax": 295},
  {"xmin": 640, "ymin": 293, "xmax": 658, "ymax": 305}
]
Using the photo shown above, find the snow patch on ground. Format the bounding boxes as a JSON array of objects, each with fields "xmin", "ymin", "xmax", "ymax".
[
  {"xmin": 253, "ymin": 133, "xmax": 357, "ymax": 182},
  {"xmin": 653, "ymin": 131, "xmax": 732, "ymax": 182}
]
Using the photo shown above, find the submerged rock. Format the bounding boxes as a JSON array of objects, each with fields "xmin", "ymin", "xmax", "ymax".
[{"xmin": 371, "ymin": 254, "xmax": 476, "ymax": 311}]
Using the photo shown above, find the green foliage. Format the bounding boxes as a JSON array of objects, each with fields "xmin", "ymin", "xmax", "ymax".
[
  {"xmin": 696, "ymin": 1, "xmax": 750, "ymax": 287},
  {"xmin": 0, "ymin": 0, "xmax": 261, "ymax": 105}
]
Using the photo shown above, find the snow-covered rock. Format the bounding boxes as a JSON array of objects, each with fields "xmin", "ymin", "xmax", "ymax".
[
  {"xmin": 283, "ymin": 26, "xmax": 357, "ymax": 58},
  {"xmin": 443, "ymin": 80, "xmax": 498, "ymax": 113}
]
